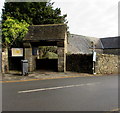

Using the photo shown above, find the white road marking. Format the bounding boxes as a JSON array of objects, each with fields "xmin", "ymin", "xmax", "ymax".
[{"xmin": 18, "ymin": 82, "xmax": 100, "ymax": 94}]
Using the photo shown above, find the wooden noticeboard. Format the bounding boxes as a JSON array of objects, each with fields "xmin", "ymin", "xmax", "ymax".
[{"xmin": 12, "ymin": 48, "xmax": 23, "ymax": 57}]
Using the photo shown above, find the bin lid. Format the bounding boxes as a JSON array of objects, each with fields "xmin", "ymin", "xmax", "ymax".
[{"xmin": 21, "ymin": 60, "xmax": 28, "ymax": 63}]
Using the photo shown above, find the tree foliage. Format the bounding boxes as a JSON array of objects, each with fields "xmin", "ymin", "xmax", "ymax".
[
  {"xmin": 2, "ymin": 17, "xmax": 29, "ymax": 48},
  {"xmin": 39, "ymin": 46, "xmax": 57, "ymax": 53},
  {"xmin": 43, "ymin": 51, "xmax": 58, "ymax": 59},
  {"xmin": 2, "ymin": 2, "xmax": 67, "ymax": 25},
  {"xmin": 38, "ymin": 46, "xmax": 57, "ymax": 59},
  {"xmin": 2, "ymin": 2, "xmax": 68, "ymax": 48}
]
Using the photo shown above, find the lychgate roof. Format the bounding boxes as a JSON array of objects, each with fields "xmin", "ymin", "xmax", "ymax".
[{"xmin": 24, "ymin": 24, "xmax": 67, "ymax": 41}]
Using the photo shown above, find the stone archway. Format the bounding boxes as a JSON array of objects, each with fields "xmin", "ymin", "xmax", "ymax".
[{"xmin": 23, "ymin": 24, "xmax": 67, "ymax": 72}]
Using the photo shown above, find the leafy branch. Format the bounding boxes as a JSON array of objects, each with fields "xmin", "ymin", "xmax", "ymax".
[{"xmin": 2, "ymin": 17, "xmax": 29, "ymax": 48}]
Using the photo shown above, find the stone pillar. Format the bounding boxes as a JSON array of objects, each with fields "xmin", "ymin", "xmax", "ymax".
[
  {"xmin": 24, "ymin": 43, "xmax": 34, "ymax": 72},
  {"xmin": 2, "ymin": 48, "xmax": 9, "ymax": 73},
  {"xmin": 57, "ymin": 41, "xmax": 66, "ymax": 72}
]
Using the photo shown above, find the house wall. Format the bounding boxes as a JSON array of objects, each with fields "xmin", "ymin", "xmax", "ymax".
[
  {"xmin": 95, "ymin": 49, "xmax": 103, "ymax": 54},
  {"xmin": 95, "ymin": 54, "xmax": 119, "ymax": 74},
  {"xmin": 103, "ymin": 49, "xmax": 120, "ymax": 55},
  {"xmin": 88, "ymin": 49, "xmax": 120, "ymax": 55}
]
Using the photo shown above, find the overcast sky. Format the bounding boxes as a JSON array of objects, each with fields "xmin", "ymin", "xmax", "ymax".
[
  {"xmin": 52, "ymin": 0, "xmax": 119, "ymax": 38},
  {"xmin": 0, "ymin": 0, "xmax": 119, "ymax": 38}
]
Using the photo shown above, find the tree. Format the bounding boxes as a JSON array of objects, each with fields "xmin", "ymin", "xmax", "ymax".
[
  {"xmin": 2, "ymin": 17, "xmax": 29, "ymax": 48},
  {"xmin": 2, "ymin": 2, "xmax": 67, "ymax": 25},
  {"xmin": 38, "ymin": 46, "xmax": 57, "ymax": 59},
  {"xmin": 2, "ymin": 1, "xmax": 68, "ymax": 48}
]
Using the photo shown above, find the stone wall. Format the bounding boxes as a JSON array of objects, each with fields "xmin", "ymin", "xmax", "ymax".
[
  {"xmin": 57, "ymin": 47, "xmax": 65, "ymax": 72},
  {"xmin": 95, "ymin": 54, "xmax": 119, "ymax": 74},
  {"xmin": 2, "ymin": 49, "xmax": 119, "ymax": 75},
  {"xmin": 66, "ymin": 53, "xmax": 119, "ymax": 74},
  {"xmin": 2, "ymin": 48, "xmax": 9, "ymax": 73},
  {"xmin": 32, "ymin": 55, "xmax": 37, "ymax": 71},
  {"xmin": 24, "ymin": 48, "xmax": 38, "ymax": 72}
]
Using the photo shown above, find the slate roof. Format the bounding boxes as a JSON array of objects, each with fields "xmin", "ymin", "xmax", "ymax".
[
  {"xmin": 100, "ymin": 36, "xmax": 120, "ymax": 49},
  {"xmin": 67, "ymin": 34, "xmax": 120, "ymax": 54},
  {"xmin": 67, "ymin": 34, "xmax": 102, "ymax": 54},
  {"xmin": 24, "ymin": 24, "xmax": 67, "ymax": 41}
]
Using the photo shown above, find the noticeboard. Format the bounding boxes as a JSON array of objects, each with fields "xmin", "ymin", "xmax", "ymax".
[{"xmin": 12, "ymin": 48, "xmax": 23, "ymax": 57}]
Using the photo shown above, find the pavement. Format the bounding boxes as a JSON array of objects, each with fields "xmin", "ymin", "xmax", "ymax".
[{"xmin": 0, "ymin": 70, "xmax": 115, "ymax": 82}]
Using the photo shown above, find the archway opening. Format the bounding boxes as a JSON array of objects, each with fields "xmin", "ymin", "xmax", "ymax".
[{"xmin": 36, "ymin": 46, "xmax": 58, "ymax": 72}]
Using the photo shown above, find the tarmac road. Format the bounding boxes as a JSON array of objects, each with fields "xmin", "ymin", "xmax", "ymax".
[{"xmin": 2, "ymin": 75, "xmax": 118, "ymax": 111}]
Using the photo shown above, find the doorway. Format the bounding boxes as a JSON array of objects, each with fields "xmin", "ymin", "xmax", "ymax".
[{"xmin": 35, "ymin": 46, "xmax": 58, "ymax": 72}]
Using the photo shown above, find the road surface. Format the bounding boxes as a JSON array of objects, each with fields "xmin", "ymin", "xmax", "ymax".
[{"xmin": 2, "ymin": 75, "xmax": 118, "ymax": 111}]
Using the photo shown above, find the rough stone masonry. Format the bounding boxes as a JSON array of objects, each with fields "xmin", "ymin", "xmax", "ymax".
[{"xmin": 95, "ymin": 54, "xmax": 119, "ymax": 74}]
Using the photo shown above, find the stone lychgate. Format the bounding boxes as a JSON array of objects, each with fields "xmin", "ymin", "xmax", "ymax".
[{"xmin": 23, "ymin": 24, "xmax": 67, "ymax": 72}]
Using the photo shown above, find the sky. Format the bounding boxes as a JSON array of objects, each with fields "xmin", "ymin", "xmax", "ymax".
[{"xmin": 0, "ymin": 0, "xmax": 119, "ymax": 38}]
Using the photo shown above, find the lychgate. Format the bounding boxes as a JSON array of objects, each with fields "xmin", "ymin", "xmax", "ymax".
[{"xmin": 23, "ymin": 24, "xmax": 67, "ymax": 72}]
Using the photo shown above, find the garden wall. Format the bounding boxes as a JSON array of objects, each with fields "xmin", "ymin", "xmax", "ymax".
[
  {"xmin": 95, "ymin": 54, "xmax": 119, "ymax": 74},
  {"xmin": 66, "ymin": 53, "xmax": 119, "ymax": 74},
  {"xmin": 2, "ymin": 48, "xmax": 9, "ymax": 73}
]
